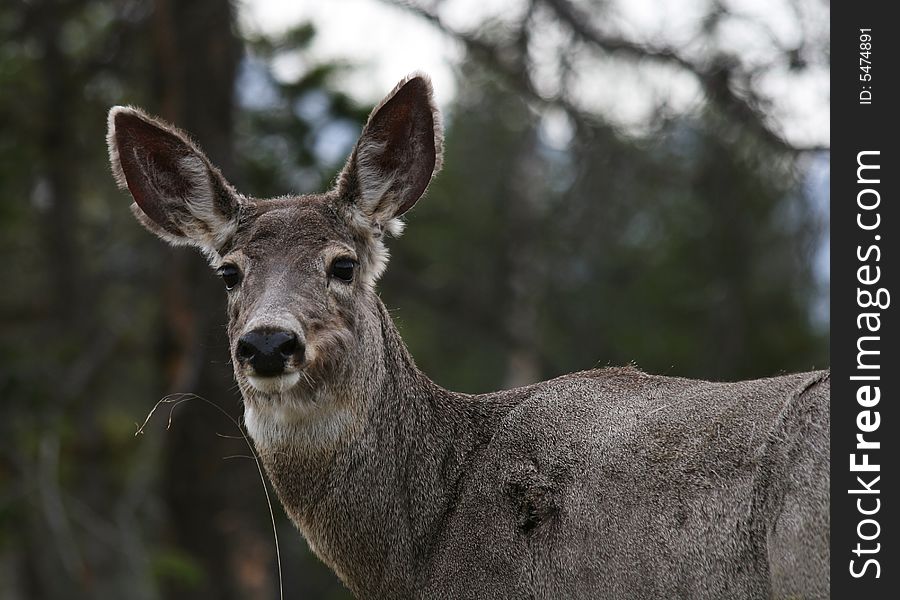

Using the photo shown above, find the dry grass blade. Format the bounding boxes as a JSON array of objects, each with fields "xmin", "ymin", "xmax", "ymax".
[{"xmin": 135, "ymin": 393, "xmax": 284, "ymax": 600}]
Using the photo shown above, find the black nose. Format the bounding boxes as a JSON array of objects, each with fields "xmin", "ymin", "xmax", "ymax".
[{"xmin": 236, "ymin": 329, "xmax": 302, "ymax": 376}]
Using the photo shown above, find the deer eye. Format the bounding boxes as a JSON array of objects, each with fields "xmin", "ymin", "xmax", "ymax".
[
  {"xmin": 329, "ymin": 258, "xmax": 356, "ymax": 283},
  {"xmin": 217, "ymin": 264, "xmax": 241, "ymax": 290}
]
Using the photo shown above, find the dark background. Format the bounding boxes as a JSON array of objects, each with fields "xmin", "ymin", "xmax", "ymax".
[{"xmin": 0, "ymin": 0, "xmax": 829, "ymax": 598}]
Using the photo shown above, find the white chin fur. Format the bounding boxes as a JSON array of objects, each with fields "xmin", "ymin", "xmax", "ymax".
[{"xmin": 247, "ymin": 372, "xmax": 301, "ymax": 395}]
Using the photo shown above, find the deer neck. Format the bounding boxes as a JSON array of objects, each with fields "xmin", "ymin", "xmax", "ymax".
[{"xmin": 247, "ymin": 296, "xmax": 503, "ymax": 596}]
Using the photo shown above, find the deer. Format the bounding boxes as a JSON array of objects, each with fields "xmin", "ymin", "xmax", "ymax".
[{"xmin": 107, "ymin": 73, "xmax": 830, "ymax": 599}]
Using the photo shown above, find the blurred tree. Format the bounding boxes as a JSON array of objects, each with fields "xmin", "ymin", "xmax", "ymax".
[
  {"xmin": 236, "ymin": 26, "xmax": 371, "ymax": 198},
  {"xmin": 381, "ymin": 0, "xmax": 828, "ymax": 392},
  {"xmin": 383, "ymin": 58, "xmax": 827, "ymax": 395},
  {"xmin": 390, "ymin": 0, "xmax": 829, "ymax": 153},
  {"xmin": 1, "ymin": 1, "xmax": 162, "ymax": 598},
  {"xmin": 0, "ymin": 1, "xmax": 360, "ymax": 598}
]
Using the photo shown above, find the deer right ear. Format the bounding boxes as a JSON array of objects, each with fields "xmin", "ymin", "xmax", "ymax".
[
  {"xmin": 107, "ymin": 106, "xmax": 242, "ymax": 257},
  {"xmin": 337, "ymin": 73, "xmax": 443, "ymax": 229}
]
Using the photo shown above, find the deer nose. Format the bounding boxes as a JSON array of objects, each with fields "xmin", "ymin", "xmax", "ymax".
[{"xmin": 236, "ymin": 329, "xmax": 302, "ymax": 376}]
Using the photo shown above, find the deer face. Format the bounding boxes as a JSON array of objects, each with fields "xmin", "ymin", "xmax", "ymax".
[
  {"xmin": 107, "ymin": 74, "xmax": 442, "ymax": 413},
  {"xmin": 218, "ymin": 198, "xmax": 365, "ymax": 399}
]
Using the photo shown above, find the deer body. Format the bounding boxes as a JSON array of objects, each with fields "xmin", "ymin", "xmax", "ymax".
[
  {"xmin": 108, "ymin": 74, "xmax": 829, "ymax": 599},
  {"xmin": 252, "ymin": 297, "xmax": 829, "ymax": 599}
]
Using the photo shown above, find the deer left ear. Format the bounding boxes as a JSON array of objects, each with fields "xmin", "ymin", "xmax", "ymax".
[{"xmin": 338, "ymin": 73, "xmax": 443, "ymax": 229}]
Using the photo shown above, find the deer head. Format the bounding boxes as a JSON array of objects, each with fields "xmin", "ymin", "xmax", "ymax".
[{"xmin": 108, "ymin": 74, "xmax": 443, "ymax": 443}]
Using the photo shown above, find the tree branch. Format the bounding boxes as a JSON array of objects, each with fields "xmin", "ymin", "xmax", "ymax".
[{"xmin": 386, "ymin": 0, "xmax": 829, "ymax": 153}]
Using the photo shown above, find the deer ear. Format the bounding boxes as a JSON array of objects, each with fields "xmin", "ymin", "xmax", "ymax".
[
  {"xmin": 338, "ymin": 73, "xmax": 443, "ymax": 229},
  {"xmin": 107, "ymin": 106, "xmax": 242, "ymax": 256}
]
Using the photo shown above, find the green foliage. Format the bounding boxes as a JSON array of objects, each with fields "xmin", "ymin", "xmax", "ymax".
[{"xmin": 151, "ymin": 547, "xmax": 207, "ymax": 589}]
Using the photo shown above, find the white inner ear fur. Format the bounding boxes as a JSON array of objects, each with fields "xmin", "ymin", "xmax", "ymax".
[
  {"xmin": 355, "ymin": 138, "xmax": 396, "ymax": 216},
  {"xmin": 346, "ymin": 208, "xmax": 405, "ymax": 287},
  {"xmin": 174, "ymin": 155, "xmax": 239, "ymax": 252}
]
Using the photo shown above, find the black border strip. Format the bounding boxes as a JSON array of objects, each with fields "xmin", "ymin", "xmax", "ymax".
[{"xmin": 831, "ymin": 3, "xmax": 897, "ymax": 596}]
